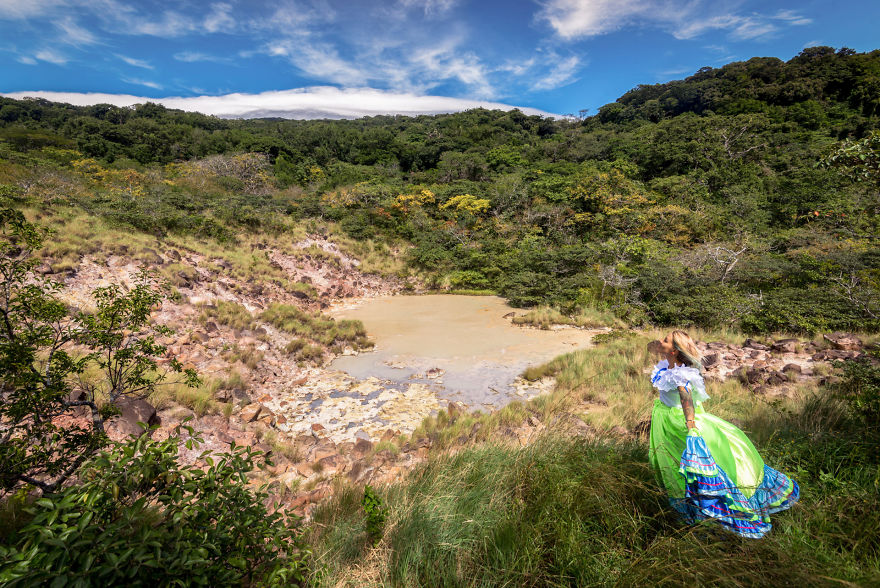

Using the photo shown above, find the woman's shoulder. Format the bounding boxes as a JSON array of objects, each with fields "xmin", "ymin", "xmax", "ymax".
[{"xmin": 651, "ymin": 359, "xmax": 706, "ymax": 391}]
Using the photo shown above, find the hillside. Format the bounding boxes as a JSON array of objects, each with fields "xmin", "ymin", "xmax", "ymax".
[{"xmin": 1, "ymin": 46, "xmax": 879, "ymax": 586}]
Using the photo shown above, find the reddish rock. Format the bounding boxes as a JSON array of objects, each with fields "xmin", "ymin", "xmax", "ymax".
[
  {"xmin": 823, "ymin": 332, "xmax": 863, "ymax": 351},
  {"xmin": 312, "ymin": 441, "xmax": 337, "ymax": 461},
  {"xmin": 106, "ymin": 397, "xmax": 160, "ymax": 439},
  {"xmin": 317, "ymin": 454, "xmax": 346, "ymax": 475},
  {"xmin": 771, "ymin": 339, "xmax": 799, "ymax": 353},
  {"xmin": 240, "ymin": 404, "xmax": 263, "ymax": 423},
  {"xmin": 353, "ymin": 438, "xmax": 373, "ymax": 457},
  {"xmin": 311, "ymin": 423, "xmax": 326, "ymax": 433},
  {"xmin": 295, "ymin": 462, "xmax": 314, "ymax": 477},
  {"xmin": 702, "ymin": 353, "xmax": 720, "ymax": 368},
  {"xmin": 380, "ymin": 429, "xmax": 399, "ymax": 444},
  {"xmin": 291, "ymin": 376, "xmax": 309, "ymax": 386},
  {"xmin": 216, "ymin": 430, "xmax": 234, "ymax": 444},
  {"xmin": 782, "ymin": 363, "xmax": 802, "ymax": 375},
  {"xmin": 743, "ymin": 339, "xmax": 769, "ymax": 351}
]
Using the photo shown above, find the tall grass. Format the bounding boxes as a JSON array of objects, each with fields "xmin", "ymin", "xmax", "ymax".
[
  {"xmin": 512, "ymin": 305, "xmax": 623, "ymax": 330},
  {"xmin": 308, "ymin": 333, "xmax": 880, "ymax": 587}
]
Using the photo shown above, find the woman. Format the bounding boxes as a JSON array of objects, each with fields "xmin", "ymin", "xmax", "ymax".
[{"xmin": 647, "ymin": 330, "xmax": 799, "ymax": 538}]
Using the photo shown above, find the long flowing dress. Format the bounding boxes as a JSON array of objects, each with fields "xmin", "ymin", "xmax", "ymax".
[{"xmin": 648, "ymin": 359, "xmax": 799, "ymax": 538}]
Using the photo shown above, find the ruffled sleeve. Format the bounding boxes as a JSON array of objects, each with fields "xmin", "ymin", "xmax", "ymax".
[{"xmin": 651, "ymin": 359, "xmax": 709, "ymax": 408}]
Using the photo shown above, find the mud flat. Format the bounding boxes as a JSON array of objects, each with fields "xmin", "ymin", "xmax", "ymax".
[{"xmin": 329, "ymin": 295, "xmax": 601, "ymax": 410}]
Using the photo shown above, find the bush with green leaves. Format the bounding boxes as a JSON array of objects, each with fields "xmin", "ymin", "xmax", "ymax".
[
  {"xmin": 0, "ymin": 426, "xmax": 310, "ymax": 586},
  {"xmin": 0, "ymin": 208, "xmax": 198, "ymax": 494}
]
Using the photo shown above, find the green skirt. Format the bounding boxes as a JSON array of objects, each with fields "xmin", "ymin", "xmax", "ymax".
[
  {"xmin": 649, "ymin": 399, "xmax": 764, "ymax": 499},
  {"xmin": 648, "ymin": 399, "xmax": 799, "ymax": 537}
]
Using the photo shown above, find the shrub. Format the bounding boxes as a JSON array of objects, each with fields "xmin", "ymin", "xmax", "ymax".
[{"xmin": 0, "ymin": 427, "xmax": 310, "ymax": 586}]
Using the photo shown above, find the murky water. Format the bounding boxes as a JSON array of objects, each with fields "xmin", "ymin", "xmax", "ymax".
[{"xmin": 329, "ymin": 295, "xmax": 600, "ymax": 410}]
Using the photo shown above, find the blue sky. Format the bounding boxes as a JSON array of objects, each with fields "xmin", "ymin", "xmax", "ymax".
[{"xmin": 1, "ymin": 0, "xmax": 878, "ymax": 119}]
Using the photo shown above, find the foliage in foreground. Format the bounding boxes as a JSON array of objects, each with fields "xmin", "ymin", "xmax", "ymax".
[
  {"xmin": 0, "ymin": 427, "xmax": 309, "ymax": 587},
  {"xmin": 0, "ymin": 208, "xmax": 198, "ymax": 494}
]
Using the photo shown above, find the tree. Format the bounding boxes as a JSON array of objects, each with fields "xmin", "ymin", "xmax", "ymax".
[
  {"xmin": 0, "ymin": 209, "xmax": 197, "ymax": 495},
  {"xmin": 821, "ymin": 130, "xmax": 880, "ymax": 186}
]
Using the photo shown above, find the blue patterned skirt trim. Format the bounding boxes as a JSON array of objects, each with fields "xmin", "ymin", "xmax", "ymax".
[{"xmin": 671, "ymin": 433, "xmax": 800, "ymax": 539}]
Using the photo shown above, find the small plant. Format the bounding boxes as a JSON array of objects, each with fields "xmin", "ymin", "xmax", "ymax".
[{"xmin": 362, "ymin": 484, "xmax": 388, "ymax": 546}]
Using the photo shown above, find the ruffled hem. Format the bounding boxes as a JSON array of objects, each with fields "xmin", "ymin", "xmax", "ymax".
[{"xmin": 673, "ymin": 432, "xmax": 799, "ymax": 539}]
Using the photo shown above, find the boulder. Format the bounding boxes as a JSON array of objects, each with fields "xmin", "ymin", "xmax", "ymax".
[
  {"xmin": 771, "ymin": 339, "xmax": 799, "ymax": 353},
  {"xmin": 353, "ymin": 438, "xmax": 373, "ymax": 457},
  {"xmin": 240, "ymin": 403, "xmax": 263, "ymax": 423},
  {"xmin": 354, "ymin": 429, "xmax": 371, "ymax": 441},
  {"xmin": 312, "ymin": 441, "xmax": 337, "ymax": 462},
  {"xmin": 743, "ymin": 339, "xmax": 769, "ymax": 351},
  {"xmin": 782, "ymin": 363, "xmax": 802, "ymax": 375},
  {"xmin": 823, "ymin": 332, "xmax": 863, "ymax": 351},
  {"xmin": 106, "ymin": 397, "xmax": 160, "ymax": 438},
  {"xmin": 702, "ymin": 353, "xmax": 720, "ymax": 368},
  {"xmin": 812, "ymin": 349, "xmax": 862, "ymax": 362},
  {"xmin": 380, "ymin": 429, "xmax": 399, "ymax": 444},
  {"xmin": 766, "ymin": 371, "xmax": 788, "ymax": 386}
]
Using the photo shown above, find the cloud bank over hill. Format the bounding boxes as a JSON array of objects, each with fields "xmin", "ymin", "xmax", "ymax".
[{"xmin": 2, "ymin": 87, "xmax": 561, "ymax": 120}]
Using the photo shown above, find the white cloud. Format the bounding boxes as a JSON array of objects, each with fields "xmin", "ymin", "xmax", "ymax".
[
  {"xmin": 121, "ymin": 77, "xmax": 163, "ymax": 90},
  {"xmin": 204, "ymin": 3, "xmax": 236, "ymax": 33},
  {"xmin": 1, "ymin": 87, "xmax": 560, "ymax": 119},
  {"xmin": 34, "ymin": 48, "xmax": 68, "ymax": 64},
  {"xmin": 16, "ymin": 55, "xmax": 38, "ymax": 65},
  {"xmin": 0, "ymin": 0, "xmax": 66, "ymax": 19},
  {"xmin": 537, "ymin": 0, "xmax": 649, "ymax": 39},
  {"xmin": 530, "ymin": 55, "xmax": 580, "ymax": 91},
  {"xmin": 538, "ymin": 0, "xmax": 811, "ymax": 42},
  {"xmin": 117, "ymin": 54, "xmax": 153, "ymax": 69},
  {"xmin": 54, "ymin": 16, "xmax": 98, "ymax": 45}
]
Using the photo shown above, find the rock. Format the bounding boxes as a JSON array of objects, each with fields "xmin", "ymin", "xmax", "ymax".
[
  {"xmin": 294, "ymin": 462, "xmax": 314, "ymax": 477},
  {"xmin": 527, "ymin": 415, "xmax": 542, "ymax": 427},
  {"xmin": 823, "ymin": 332, "xmax": 863, "ymax": 351},
  {"xmin": 204, "ymin": 321, "xmax": 219, "ymax": 333},
  {"xmin": 191, "ymin": 331, "xmax": 210, "ymax": 343},
  {"xmin": 216, "ymin": 430, "xmax": 234, "ymax": 444},
  {"xmin": 771, "ymin": 339, "xmax": 799, "ymax": 353},
  {"xmin": 311, "ymin": 423, "xmax": 326, "ymax": 434},
  {"xmin": 706, "ymin": 342, "xmax": 727, "ymax": 350},
  {"xmin": 317, "ymin": 454, "xmax": 346, "ymax": 475},
  {"xmin": 702, "ymin": 353, "xmax": 720, "ymax": 368},
  {"xmin": 743, "ymin": 339, "xmax": 769, "ymax": 351},
  {"xmin": 503, "ymin": 312, "xmax": 516, "ymax": 319},
  {"xmin": 812, "ymin": 349, "xmax": 862, "ymax": 361},
  {"xmin": 380, "ymin": 429, "xmax": 399, "ymax": 443},
  {"xmin": 373, "ymin": 449, "xmax": 394, "ymax": 464},
  {"xmin": 312, "ymin": 441, "xmax": 337, "ymax": 462},
  {"xmin": 291, "ymin": 376, "xmax": 309, "ymax": 386},
  {"xmin": 166, "ymin": 249, "xmax": 181, "ymax": 261},
  {"xmin": 766, "ymin": 371, "xmax": 788, "ymax": 386},
  {"xmin": 337, "ymin": 441, "xmax": 354, "ymax": 455},
  {"xmin": 106, "ymin": 397, "xmax": 160, "ymax": 438},
  {"xmin": 353, "ymin": 438, "xmax": 373, "ymax": 456},
  {"xmin": 240, "ymin": 404, "xmax": 263, "ymax": 423},
  {"xmin": 782, "ymin": 363, "xmax": 802, "ymax": 375},
  {"xmin": 257, "ymin": 408, "xmax": 276, "ymax": 427}
]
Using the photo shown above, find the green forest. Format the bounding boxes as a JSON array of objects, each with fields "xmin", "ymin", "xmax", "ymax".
[
  {"xmin": 1, "ymin": 45, "xmax": 879, "ymax": 586},
  {"xmin": 1, "ymin": 45, "xmax": 878, "ymax": 335}
]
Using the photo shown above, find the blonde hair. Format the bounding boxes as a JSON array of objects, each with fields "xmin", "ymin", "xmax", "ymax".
[{"xmin": 671, "ymin": 330, "xmax": 703, "ymax": 372}]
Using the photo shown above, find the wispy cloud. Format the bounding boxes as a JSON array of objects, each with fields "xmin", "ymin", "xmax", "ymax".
[
  {"xmin": 16, "ymin": 55, "xmax": 38, "ymax": 65},
  {"xmin": 1, "ymin": 87, "xmax": 561, "ymax": 119},
  {"xmin": 122, "ymin": 77, "xmax": 163, "ymax": 90},
  {"xmin": 537, "ymin": 0, "xmax": 811, "ymax": 42},
  {"xmin": 530, "ymin": 54, "xmax": 580, "ymax": 91},
  {"xmin": 174, "ymin": 51, "xmax": 230, "ymax": 64},
  {"xmin": 34, "ymin": 48, "xmax": 69, "ymax": 64},
  {"xmin": 117, "ymin": 54, "xmax": 153, "ymax": 69},
  {"xmin": 54, "ymin": 16, "xmax": 98, "ymax": 45}
]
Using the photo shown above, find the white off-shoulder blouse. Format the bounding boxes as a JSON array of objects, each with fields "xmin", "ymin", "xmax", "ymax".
[{"xmin": 650, "ymin": 359, "xmax": 710, "ymax": 408}]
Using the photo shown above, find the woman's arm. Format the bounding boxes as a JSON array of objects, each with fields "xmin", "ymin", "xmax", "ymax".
[{"xmin": 677, "ymin": 385, "xmax": 697, "ymax": 429}]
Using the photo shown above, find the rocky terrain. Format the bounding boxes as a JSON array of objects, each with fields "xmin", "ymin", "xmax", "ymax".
[{"xmin": 48, "ymin": 236, "xmax": 876, "ymax": 520}]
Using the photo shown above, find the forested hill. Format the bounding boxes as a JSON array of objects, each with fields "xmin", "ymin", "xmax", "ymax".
[{"xmin": 1, "ymin": 46, "xmax": 878, "ymax": 335}]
